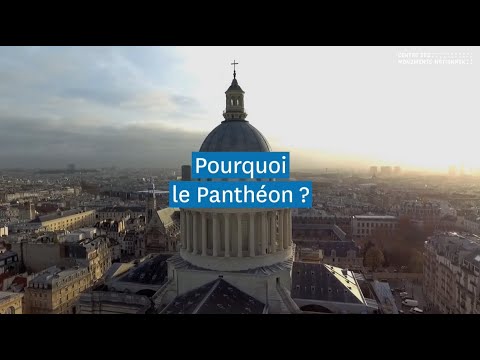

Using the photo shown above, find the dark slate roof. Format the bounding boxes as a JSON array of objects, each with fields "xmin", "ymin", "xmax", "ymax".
[
  {"xmin": 161, "ymin": 279, "xmax": 265, "ymax": 314},
  {"xmin": 0, "ymin": 250, "xmax": 17, "ymax": 261},
  {"xmin": 371, "ymin": 280, "xmax": 398, "ymax": 314},
  {"xmin": 226, "ymin": 78, "xmax": 244, "ymax": 93},
  {"xmin": 464, "ymin": 250, "xmax": 480, "ymax": 266},
  {"xmin": 199, "ymin": 120, "xmax": 271, "ymax": 152},
  {"xmin": 31, "ymin": 209, "xmax": 89, "ymax": 223},
  {"xmin": 167, "ymin": 254, "xmax": 293, "ymax": 276},
  {"xmin": 162, "ymin": 280, "xmax": 213, "ymax": 314},
  {"xmin": 118, "ymin": 254, "xmax": 171, "ymax": 285},
  {"xmin": 295, "ymin": 240, "xmax": 359, "ymax": 257},
  {"xmin": 291, "ymin": 262, "xmax": 364, "ymax": 304},
  {"xmin": 292, "ymin": 223, "xmax": 347, "ymax": 241},
  {"xmin": 99, "ymin": 206, "xmax": 145, "ymax": 213}
]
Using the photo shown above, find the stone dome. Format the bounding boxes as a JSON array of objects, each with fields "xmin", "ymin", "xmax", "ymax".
[{"xmin": 199, "ymin": 120, "xmax": 271, "ymax": 152}]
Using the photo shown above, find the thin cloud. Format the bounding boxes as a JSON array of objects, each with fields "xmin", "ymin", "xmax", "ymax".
[{"xmin": 0, "ymin": 115, "xmax": 207, "ymax": 168}]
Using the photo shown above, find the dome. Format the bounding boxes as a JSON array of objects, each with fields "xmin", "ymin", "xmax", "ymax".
[{"xmin": 199, "ymin": 120, "xmax": 271, "ymax": 152}]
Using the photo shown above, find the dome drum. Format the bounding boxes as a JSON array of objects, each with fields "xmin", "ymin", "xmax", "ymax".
[{"xmin": 179, "ymin": 208, "xmax": 292, "ymax": 271}]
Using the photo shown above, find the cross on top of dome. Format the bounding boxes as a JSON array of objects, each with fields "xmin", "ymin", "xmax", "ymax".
[{"xmin": 231, "ymin": 59, "xmax": 238, "ymax": 79}]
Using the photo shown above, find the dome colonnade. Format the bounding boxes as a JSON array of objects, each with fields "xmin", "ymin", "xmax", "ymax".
[{"xmin": 179, "ymin": 208, "xmax": 292, "ymax": 271}]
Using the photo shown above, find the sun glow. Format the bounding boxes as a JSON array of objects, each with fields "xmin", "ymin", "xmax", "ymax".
[{"xmin": 176, "ymin": 46, "xmax": 479, "ymax": 173}]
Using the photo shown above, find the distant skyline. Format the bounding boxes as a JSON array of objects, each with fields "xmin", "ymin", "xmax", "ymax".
[{"xmin": 0, "ymin": 46, "xmax": 478, "ymax": 173}]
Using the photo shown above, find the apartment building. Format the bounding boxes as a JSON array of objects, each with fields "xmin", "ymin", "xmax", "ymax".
[
  {"xmin": 423, "ymin": 232, "xmax": 480, "ymax": 314},
  {"xmin": 24, "ymin": 266, "xmax": 90, "ymax": 314},
  {"xmin": 351, "ymin": 215, "xmax": 398, "ymax": 240},
  {"xmin": 62, "ymin": 237, "xmax": 112, "ymax": 283},
  {"xmin": 400, "ymin": 200, "xmax": 441, "ymax": 224},
  {"xmin": 29, "ymin": 209, "xmax": 96, "ymax": 232},
  {"xmin": 96, "ymin": 206, "xmax": 145, "ymax": 222}
]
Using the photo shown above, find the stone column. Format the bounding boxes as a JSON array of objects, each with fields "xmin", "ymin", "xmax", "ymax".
[
  {"xmin": 279, "ymin": 210, "xmax": 284, "ymax": 250},
  {"xmin": 249, "ymin": 212, "xmax": 255, "ymax": 257},
  {"xmin": 261, "ymin": 212, "xmax": 267, "ymax": 255},
  {"xmin": 192, "ymin": 211, "xmax": 198, "ymax": 254},
  {"xmin": 201, "ymin": 212, "xmax": 207, "ymax": 256},
  {"xmin": 212, "ymin": 213, "xmax": 219, "ymax": 257},
  {"xmin": 270, "ymin": 211, "xmax": 277, "ymax": 253},
  {"xmin": 283, "ymin": 209, "xmax": 289, "ymax": 249},
  {"xmin": 180, "ymin": 210, "xmax": 186, "ymax": 249},
  {"xmin": 224, "ymin": 213, "xmax": 230, "ymax": 257},
  {"xmin": 286, "ymin": 209, "xmax": 291, "ymax": 248},
  {"xmin": 237, "ymin": 213, "xmax": 243, "ymax": 257},
  {"xmin": 186, "ymin": 211, "xmax": 192, "ymax": 252}
]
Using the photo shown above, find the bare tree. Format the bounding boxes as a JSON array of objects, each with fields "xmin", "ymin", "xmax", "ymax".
[{"xmin": 364, "ymin": 246, "xmax": 385, "ymax": 271}]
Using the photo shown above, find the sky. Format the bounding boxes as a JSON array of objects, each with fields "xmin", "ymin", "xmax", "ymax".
[{"xmin": 0, "ymin": 46, "xmax": 478, "ymax": 173}]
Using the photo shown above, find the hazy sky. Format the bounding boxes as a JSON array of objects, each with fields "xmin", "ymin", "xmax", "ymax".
[{"xmin": 0, "ymin": 46, "xmax": 478, "ymax": 172}]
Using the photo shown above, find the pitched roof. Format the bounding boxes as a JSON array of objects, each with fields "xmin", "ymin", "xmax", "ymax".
[
  {"xmin": 31, "ymin": 209, "xmax": 91, "ymax": 223},
  {"xmin": 371, "ymin": 280, "xmax": 398, "ymax": 314},
  {"xmin": 291, "ymin": 262, "xmax": 365, "ymax": 304},
  {"xmin": 156, "ymin": 207, "xmax": 178, "ymax": 228},
  {"xmin": 296, "ymin": 240, "xmax": 360, "ymax": 257},
  {"xmin": 161, "ymin": 278, "xmax": 265, "ymax": 314},
  {"xmin": 117, "ymin": 254, "xmax": 171, "ymax": 285}
]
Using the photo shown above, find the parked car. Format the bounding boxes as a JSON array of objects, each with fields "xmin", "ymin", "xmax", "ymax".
[
  {"xmin": 399, "ymin": 292, "xmax": 409, "ymax": 298},
  {"xmin": 410, "ymin": 307, "xmax": 423, "ymax": 314},
  {"xmin": 402, "ymin": 299, "xmax": 419, "ymax": 307}
]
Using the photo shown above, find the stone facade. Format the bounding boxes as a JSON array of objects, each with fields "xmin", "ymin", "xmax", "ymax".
[
  {"xmin": 24, "ymin": 266, "xmax": 90, "ymax": 314},
  {"xmin": 0, "ymin": 291, "xmax": 23, "ymax": 314}
]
